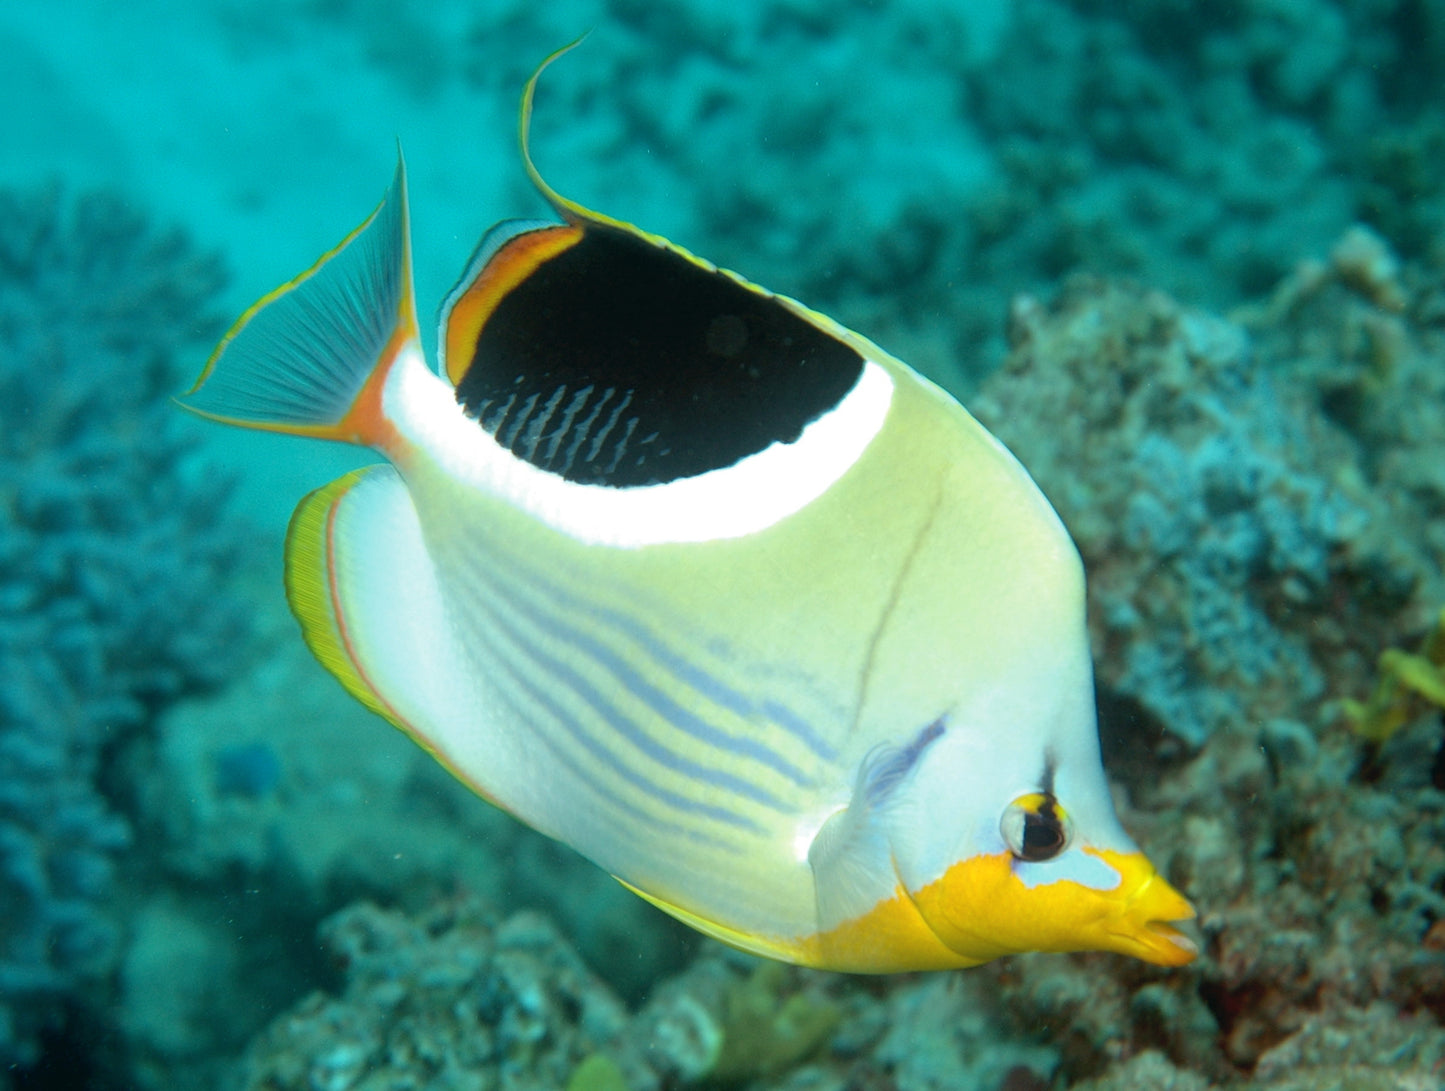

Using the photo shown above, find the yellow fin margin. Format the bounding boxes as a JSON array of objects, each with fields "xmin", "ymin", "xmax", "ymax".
[
  {"xmin": 284, "ymin": 466, "xmax": 510, "ymax": 814},
  {"xmin": 520, "ymin": 39, "xmax": 718, "ymax": 257},
  {"xmin": 284, "ymin": 468, "xmax": 398, "ymax": 725}
]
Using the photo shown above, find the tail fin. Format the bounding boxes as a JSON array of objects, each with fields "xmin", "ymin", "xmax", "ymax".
[{"xmin": 178, "ymin": 155, "xmax": 418, "ymax": 445}]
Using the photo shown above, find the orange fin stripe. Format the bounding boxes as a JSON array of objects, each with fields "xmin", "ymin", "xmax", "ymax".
[
  {"xmin": 443, "ymin": 225, "xmax": 582, "ymax": 385},
  {"xmin": 336, "ymin": 298, "xmax": 415, "ymax": 450}
]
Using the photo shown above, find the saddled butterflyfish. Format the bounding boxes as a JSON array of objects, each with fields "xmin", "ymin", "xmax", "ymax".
[{"xmin": 181, "ymin": 46, "xmax": 1197, "ymax": 973}]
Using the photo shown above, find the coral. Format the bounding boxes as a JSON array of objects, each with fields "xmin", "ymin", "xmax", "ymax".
[
  {"xmin": 0, "ymin": 184, "xmax": 247, "ymax": 1067},
  {"xmin": 707, "ymin": 963, "xmax": 839, "ymax": 1082},
  {"xmin": 973, "ymin": 283, "xmax": 1350, "ymax": 745},
  {"xmin": 970, "ymin": 233, "xmax": 1444, "ymax": 749},
  {"xmin": 241, "ymin": 897, "xmax": 1071, "ymax": 1091},
  {"xmin": 628, "ymin": 959, "xmax": 841, "ymax": 1085},
  {"xmin": 959, "ymin": 0, "xmax": 1443, "ymax": 306},
  {"xmin": 235, "ymin": 897, "xmax": 634, "ymax": 1091}
]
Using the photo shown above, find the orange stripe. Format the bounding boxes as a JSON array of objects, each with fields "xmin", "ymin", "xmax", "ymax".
[
  {"xmin": 336, "ymin": 294, "xmax": 416, "ymax": 450},
  {"xmin": 180, "ymin": 292, "xmax": 417, "ymax": 449},
  {"xmin": 444, "ymin": 225, "xmax": 583, "ymax": 385}
]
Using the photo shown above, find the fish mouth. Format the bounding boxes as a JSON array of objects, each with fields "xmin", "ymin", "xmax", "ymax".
[
  {"xmin": 1130, "ymin": 916, "xmax": 1199, "ymax": 965},
  {"xmin": 1106, "ymin": 861, "xmax": 1199, "ymax": 966}
]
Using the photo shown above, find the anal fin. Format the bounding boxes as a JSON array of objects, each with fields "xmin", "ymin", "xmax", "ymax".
[
  {"xmin": 283, "ymin": 464, "xmax": 501, "ymax": 806},
  {"xmin": 284, "ymin": 466, "xmax": 405, "ymax": 725}
]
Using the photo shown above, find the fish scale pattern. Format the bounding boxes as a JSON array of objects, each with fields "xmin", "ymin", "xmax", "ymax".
[{"xmin": 0, "ymin": 185, "xmax": 248, "ymax": 1066}]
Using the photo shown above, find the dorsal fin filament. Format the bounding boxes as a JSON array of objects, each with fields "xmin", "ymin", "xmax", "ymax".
[{"xmin": 520, "ymin": 35, "xmax": 594, "ymax": 225}]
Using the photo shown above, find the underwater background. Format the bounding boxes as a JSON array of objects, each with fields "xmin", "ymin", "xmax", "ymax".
[{"xmin": 2, "ymin": 0, "xmax": 1444, "ymax": 1088}]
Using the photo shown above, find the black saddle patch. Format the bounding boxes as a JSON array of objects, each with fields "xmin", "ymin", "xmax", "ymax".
[{"xmin": 453, "ymin": 224, "xmax": 865, "ymax": 487}]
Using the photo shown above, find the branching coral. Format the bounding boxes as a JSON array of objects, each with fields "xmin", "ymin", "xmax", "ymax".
[{"xmin": 0, "ymin": 184, "xmax": 248, "ymax": 1067}]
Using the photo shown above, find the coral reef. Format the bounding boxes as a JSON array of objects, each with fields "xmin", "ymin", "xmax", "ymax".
[
  {"xmin": 970, "ymin": 227, "xmax": 1443, "ymax": 748},
  {"xmin": 0, "ymin": 184, "xmax": 248, "ymax": 1069},
  {"xmin": 235, "ymin": 895, "xmax": 1060, "ymax": 1091},
  {"xmin": 957, "ymin": 235, "xmax": 1445, "ymax": 1088},
  {"xmin": 235, "ymin": 898, "xmax": 632, "ymax": 1091},
  {"xmin": 12, "ymin": 2, "xmax": 1445, "ymax": 1088}
]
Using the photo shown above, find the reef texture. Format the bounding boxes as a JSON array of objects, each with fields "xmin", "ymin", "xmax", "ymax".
[
  {"xmin": 445, "ymin": 0, "xmax": 1445, "ymax": 383},
  {"xmin": 961, "ymin": 227, "xmax": 1445, "ymax": 1085},
  {"xmin": 235, "ymin": 899, "xmax": 632, "ymax": 1091},
  {"xmin": 234, "ymin": 896, "xmax": 1056, "ymax": 1091},
  {"xmin": 0, "ymin": 185, "xmax": 247, "ymax": 1069},
  {"xmin": 971, "ymin": 227, "xmax": 1444, "ymax": 749}
]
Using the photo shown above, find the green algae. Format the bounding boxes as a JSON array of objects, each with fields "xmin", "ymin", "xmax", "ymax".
[
  {"xmin": 565, "ymin": 1054, "xmax": 630, "ymax": 1091},
  {"xmin": 708, "ymin": 963, "xmax": 840, "ymax": 1083},
  {"xmin": 1340, "ymin": 606, "xmax": 1445, "ymax": 743}
]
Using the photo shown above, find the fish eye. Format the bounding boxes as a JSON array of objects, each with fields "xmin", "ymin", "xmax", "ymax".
[{"xmin": 1000, "ymin": 793, "xmax": 1072, "ymax": 863}]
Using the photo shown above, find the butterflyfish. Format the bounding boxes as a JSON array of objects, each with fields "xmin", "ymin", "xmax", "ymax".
[{"xmin": 181, "ymin": 45, "xmax": 1197, "ymax": 973}]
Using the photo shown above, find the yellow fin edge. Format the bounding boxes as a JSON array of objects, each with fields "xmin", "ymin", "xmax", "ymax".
[
  {"xmin": 283, "ymin": 468, "xmax": 398, "ymax": 725},
  {"xmin": 283, "ymin": 467, "xmax": 511, "ymax": 814},
  {"xmin": 614, "ymin": 877, "xmax": 814, "ymax": 965}
]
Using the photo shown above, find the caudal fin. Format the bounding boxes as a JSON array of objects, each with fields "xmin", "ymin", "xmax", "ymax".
[{"xmin": 178, "ymin": 155, "xmax": 418, "ymax": 445}]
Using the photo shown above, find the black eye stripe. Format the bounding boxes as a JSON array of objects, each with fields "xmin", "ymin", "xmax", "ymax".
[
  {"xmin": 1020, "ymin": 808, "xmax": 1066, "ymax": 861},
  {"xmin": 1002, "ymin": 791, "xmax": 1070, "ymax": 863}
]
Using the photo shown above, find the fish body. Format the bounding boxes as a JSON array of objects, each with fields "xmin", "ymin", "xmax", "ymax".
[{"xmin": 182, "ymin": 47, "xmax": 1196, "ymax": 973}]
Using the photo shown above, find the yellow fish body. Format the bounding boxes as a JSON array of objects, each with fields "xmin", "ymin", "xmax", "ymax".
[{"xmin": 182, "ymin": 49, "xmax": 1196, "ymax": 973}]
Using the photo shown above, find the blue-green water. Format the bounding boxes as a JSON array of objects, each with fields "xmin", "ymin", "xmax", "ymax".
[{"xmin": 2, "ymin": 2, "xmax": 1442, "ymax": 1088}]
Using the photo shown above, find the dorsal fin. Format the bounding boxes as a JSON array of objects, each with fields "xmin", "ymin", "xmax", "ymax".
[
  {"xmin": 519, "ymin": 36, "xmax": 595, "ymax": 227},
  {"xmin": 518, "ymin": 34, "xmax": 671, "ymax": 243},
  {"xmin": 438, "ymin": 39, "xmax": 869, "ymax": 489}
]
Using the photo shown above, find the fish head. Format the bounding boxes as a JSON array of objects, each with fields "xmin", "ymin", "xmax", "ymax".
[
  {"xmin": 888, "ymin": 675, "xmax": 1199, "ymax": 967},
  {"xmin": 906, "ymin": 796, "xmax": 1199, "ymax": 967}
]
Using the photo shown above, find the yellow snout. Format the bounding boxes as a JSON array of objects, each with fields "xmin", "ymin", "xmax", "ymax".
[{"xmin": 909, "ymin": 847, "xmax": 1198, "ymax": 966}]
